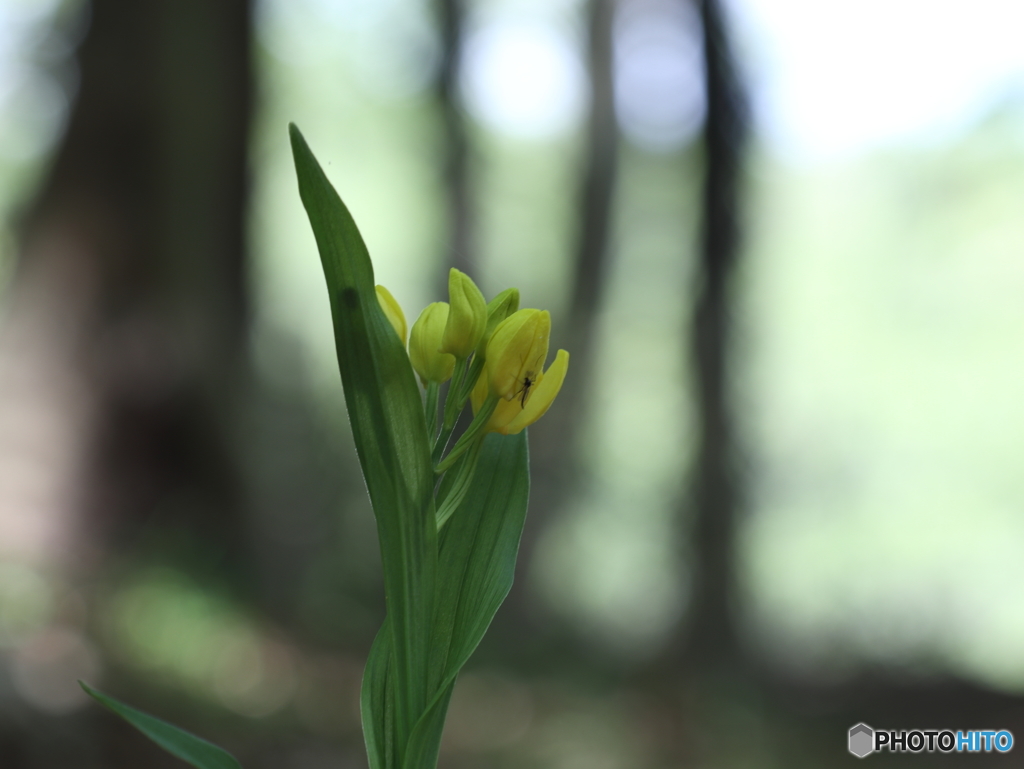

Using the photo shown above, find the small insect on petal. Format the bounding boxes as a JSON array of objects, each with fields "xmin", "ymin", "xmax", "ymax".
[
  {"xmin": 503, "ymin": 349, "xmax": 568, "ymax": 435},
  {"xmin": 485, "ymin": 309, "xmax": 550, "ymax": 401}
]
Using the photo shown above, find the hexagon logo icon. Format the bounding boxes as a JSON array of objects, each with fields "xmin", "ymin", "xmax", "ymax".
[{"xmin": 849, "ymin": 723, "xmax": 874, "ymax": 758}]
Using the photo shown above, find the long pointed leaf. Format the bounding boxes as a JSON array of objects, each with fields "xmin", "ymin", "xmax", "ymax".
[
  {"xmin": 403, "ymin": 431, "xmax": 530, "ymax": 768},
  {"xmin": 401, "ymin": 682, "xmax": 455, "ymax": 769},
  {"xmin": 80, "ymin": 682, "xmax": 241, "ymax": 769},
  {"xmin": 290, "ymin": 124, "xmax": 436, "ymax": 762},
  {"xmin": 361, "ymin": 621, "xmax": 395, "ymax": 769},
  {"xmin": 433, "ymin": 432, "xmax": 529, "ymax": 684}
]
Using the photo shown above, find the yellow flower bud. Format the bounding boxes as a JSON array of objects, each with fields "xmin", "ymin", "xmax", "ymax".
[
  {"xmin": 476, "ymin": 287, "xmax": 520, "ymax": 357},
  {"xmin": 375, "ymin": 285, "xmax": 407, "ymax": 345},
  {"xmin": 440, "ymin": 268, "xmax": 487, "ymax": 358},
  {"xmin": 409, "ymin": 302, "xmax": 456, "ymax": 384},
  {"xmin": 485, "ymin": 309, "xmax": 550, "ymax": 401},
  {"xmin": 471, "ymin": 348, "xmax": 569, "ymax": 435}
]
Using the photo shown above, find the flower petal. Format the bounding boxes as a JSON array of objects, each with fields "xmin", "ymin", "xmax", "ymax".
[
  {"xmin": 440, "ymin": 268, "xmax": 487, "ymax": 357},
  {"xmin": 486, "ymin": 309, "xmax": 549, "ymax": 400},
  {"xmin": 410, "ymin": 302, "xmax": 455, "ymax": 383},
  {"xmin": 375, "ymin": 285, "xmax": 407, "ymax": 345},
  {"xmin": 502, "ymin": 349, "xmax": 569, "ymax": 435}
]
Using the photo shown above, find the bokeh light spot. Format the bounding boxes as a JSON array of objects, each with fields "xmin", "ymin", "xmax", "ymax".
[
  {"xmin": 615, "ymin": 0, "xmax": 704, "ymax": 152},
  {"xmin": 461, "ymin": 17, "xmax": 586, "ymax": 140}
]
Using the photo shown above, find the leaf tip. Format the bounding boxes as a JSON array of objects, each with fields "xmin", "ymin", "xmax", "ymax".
[{"xmin": 288, "ymin": 122, "xmax": 308, "ymax": 158}]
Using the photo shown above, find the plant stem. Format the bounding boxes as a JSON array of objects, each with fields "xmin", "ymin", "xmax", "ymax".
[
  {"xmin": 435, "ymin": 394, "xmax": 497, "ymax": 473},
  {"xmin": 424, "ymin": 380, "xmax": 439, "ymax": 440},
  {"xmin": 432, "ymin": 424, "xmax": 455, "ymax": 466},
  {"xmin": 459, "ymin": 354, "xmax": 486, "ymax": 404},
  {"xmin": 441, "ymin": 357, "xmax": 467, "ymax": 431},
  {"xmin": 435, "ymin": 436, "xmax": 484, "ymax": 529},
  {"xmin": 432, "ymin": 357, "xmax": 469, "ymax": 463}
]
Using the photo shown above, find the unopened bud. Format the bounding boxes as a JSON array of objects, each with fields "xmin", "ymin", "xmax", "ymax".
[
  {"xmin": 440, "ymin": 269, "xmax": 487, "ymax": 358},
  {"xmin": 410, "ymin": 302, "xmax": 456, "ymax": 384}
]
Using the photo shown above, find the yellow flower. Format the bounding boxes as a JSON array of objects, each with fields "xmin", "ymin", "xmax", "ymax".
[
  {"xmin": 471, "ymin": 349, "xmax": 569, "ymax": 435},
  {"xmin": 375, "ymin": 285, "xmax": 407, "ymax": 345},
  {"xmin": 485, "ymin": 309, "xmax": 550, "ymax": 400},
  {"xmin": 470, "ymin": 308, "xmax": 569, "ymax": 435},
  {"xmin": 409, "ymin": 302, "xmax": 456, "ymax": 384},
  {"xmin": 440, "ymin": 268, "xmax": 487, "ymax": 358}
]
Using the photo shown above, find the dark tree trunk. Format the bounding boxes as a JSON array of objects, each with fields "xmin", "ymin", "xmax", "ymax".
[
  {"xmin": 435, "ymin": 0, "xmax": 474, "ymax": 284},
  {"xmin": 15, "ymin": 0, "xmax": 253, "ymax": 565},
  {"xmin": 0, "ymin": 3, "xmax": 253, "ymax": 766},
  {"xmin": 565, "ymin": 0, "xmax": 620, "ymax": 354},
  {"xmin": 681, "ymin": 0, "xmax": 748, "ymax": 667},
  {"xmin": 529, "ymin": 0, "xmax": 619, "ymax": 554}
]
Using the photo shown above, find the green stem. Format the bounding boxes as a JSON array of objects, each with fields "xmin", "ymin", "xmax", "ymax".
[
  {"xmin": 435, "ymin": 437, "xmax": 484, "ymax": 530},
  {"xmin": 424, "ymin": 380, "xmax": 439, "ymax": 440},
  {"xmin": 435, "ymin": 394, "xmax": 498, "ymax": 474},
  {"xmin": 441, "ymin": 357, "xmax": 467, "ymax": 431},
  {"xmin": 432, "ymin": 423, "xmax": 455, "ymax": 466},
  {"xmin": 432, "ymin": 358, "xmax": 469, "ymax": 464},
  {"xmin": 458, "ymin": 354, "xmax": 486, "ymax": 405}
]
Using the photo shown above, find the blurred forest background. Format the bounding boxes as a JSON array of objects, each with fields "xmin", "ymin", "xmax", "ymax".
[{"xmin": 2, "ymin": 0, "xmax": 1024, "ymax": 767}]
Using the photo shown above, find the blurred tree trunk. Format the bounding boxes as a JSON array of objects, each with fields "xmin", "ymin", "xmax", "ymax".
[
  {"xmin": 435, "ymin": 0, "xmax": 474, "ymax": 284},
  {"xmin": 679, "ymin": 0, "xmax": 748, "ymax": 667},
  {"xmin": 16, "ymin": 0, "xmax": 252, "ymax": 563},
  {"xmin": 0, "ymin": 2, "xmax": 252, "ymax": 765},
  {"xmin": 560, "ymin": 0, "xmax": 620, "ymax": 406},
  {"xmin": 495, "ymin": 0, "xmax": 619, "ymax": 660}
]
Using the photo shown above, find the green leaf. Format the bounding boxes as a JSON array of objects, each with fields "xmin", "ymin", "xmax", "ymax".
[
  {"xmin": 361, "ymin": 621, "xmax": 395, "ymax": 769},
  {"xmin": 290, "ymin": 124, "xmax": 437, "ymax": 763},
  {"xmin": 79, "ymin": 682, "xmax": 241, "ymax": 769},
  {"xmin": 401, "ymin": 682, "xmax": 455, "ymax": 769},
  {"xmin": 432, "ymin": 432, "xmax": 530, "ymax": 684},
  {"xmin": 403, "ymin": 431, "xmax": 531, "ymax": 769}
]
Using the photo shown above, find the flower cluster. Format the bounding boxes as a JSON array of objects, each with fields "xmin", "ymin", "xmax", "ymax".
[{"xmin": 376, "ymin": 269, "xmax": 569, "ymax": 448}]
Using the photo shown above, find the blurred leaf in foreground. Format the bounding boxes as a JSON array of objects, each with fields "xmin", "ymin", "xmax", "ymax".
[{"xmin": 80, "ymin": 681, "xmax": 242, "ymax": 769}]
